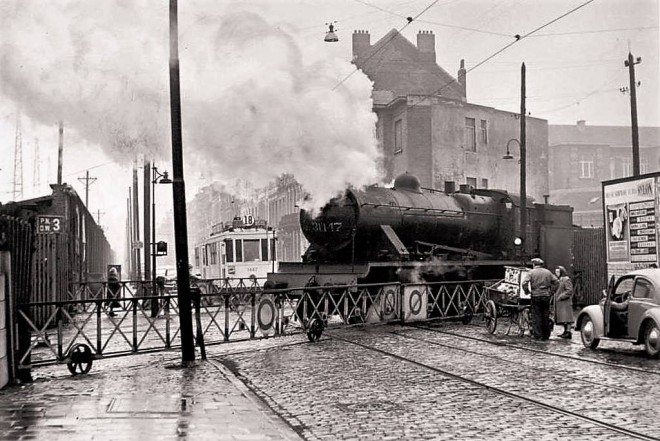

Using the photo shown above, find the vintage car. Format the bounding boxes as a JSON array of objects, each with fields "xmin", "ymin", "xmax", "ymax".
[{"xmin": 575, "ymin": 268, "xmax": 660, "ymax": 358}]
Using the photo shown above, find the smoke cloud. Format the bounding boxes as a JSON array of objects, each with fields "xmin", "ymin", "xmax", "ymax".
[{"xmin": 0, "ymin": 1, "xmax": 381, "ymax": 209}]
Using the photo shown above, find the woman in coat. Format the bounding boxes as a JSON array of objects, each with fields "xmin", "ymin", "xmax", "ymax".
[{"xmin": 554, "ymin": 266, "xmax": 574, "ymax": 338}]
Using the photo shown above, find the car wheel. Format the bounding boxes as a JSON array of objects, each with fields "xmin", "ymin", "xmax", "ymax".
[
  {"xmin": 644, "ymin": 322, "xmax": 660, "ymax": 358},
  {"xmin": 580, "ymin": 316, "xmax": 600, "ymax": 349}
]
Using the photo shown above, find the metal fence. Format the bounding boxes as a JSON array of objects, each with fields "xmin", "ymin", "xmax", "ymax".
[{"xmin": 15, "ymin": 278, "xmax": 495, "ymax": 371}]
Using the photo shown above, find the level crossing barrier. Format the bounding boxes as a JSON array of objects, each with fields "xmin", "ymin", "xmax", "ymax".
[{"xmin": 13, "ymin": 278, "xmax": 495, "ymax": 374}]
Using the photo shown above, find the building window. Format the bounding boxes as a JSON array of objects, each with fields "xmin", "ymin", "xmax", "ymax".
[
  {"xmin": 641, "ymin": 157, "xmax": 648, "ymax": 174},
  {"xmin": 481, "ymin": 178, "xmax": 489, "ymax": 189},
  {"xmin": 394, "ymin": 119, "xmax": 403, "ymax": 154},
  {"xmin": 579, "ymin": 158, "xmax": 594, "ymax": 179},
  {"xmin": 480, "ymin": 119, "xmax": 488, "ymax": 144},
  {"xmin": 465, "ymin": 118, "xmax": 476, "ymax": 152},
  {"xmin": 622, "ymin": 158, "xmax": 631, "ymax": 177},
  {"xmin": 210, "ymin": 242, "xmax": 217, "ymax": 265},
  {"xmin": 466, "ymin": 177, "xmax": 477, "ymax": 188}
]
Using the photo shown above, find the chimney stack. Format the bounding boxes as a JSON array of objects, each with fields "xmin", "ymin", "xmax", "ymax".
[
  {"xmin": 457, "ymin": 59, "xmax": 467, "ymax": 99},
  {"xmin": 352, "ymin": 30, "xmax": 371, "ymax": 61},
  {"xmin": 417, "ymin": 30, "xmax": 435, "ymax": 63},
  {"xmin": 57, "ymin": 121, "xmax": 63, "ymax": 185}
]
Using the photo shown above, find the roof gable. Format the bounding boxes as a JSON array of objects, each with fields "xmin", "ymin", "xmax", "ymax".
[{"xmin": 354, "ymin": 29, "xmax": 464, "ymax": 100}]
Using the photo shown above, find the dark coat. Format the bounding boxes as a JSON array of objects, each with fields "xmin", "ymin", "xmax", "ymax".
[
  {"xmin": 522, "ymin": 267, "xmax": 558, "ymax": 297},
  {"xmin": 554, "ymin": 276, "xmax": 574, "ymax": 324}
]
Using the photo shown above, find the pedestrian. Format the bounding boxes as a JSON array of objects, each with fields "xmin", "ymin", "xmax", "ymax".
[
  {"xmin": 554, "ymin": 265, "xmax": 574, "ymax": 338},
  {"xmin": 521, "ymin": 258, "xmax": 558, "ymax": 340},
  {"xmin": 107, "ymin": 267, "xmax": 121, "ymax": 317}
]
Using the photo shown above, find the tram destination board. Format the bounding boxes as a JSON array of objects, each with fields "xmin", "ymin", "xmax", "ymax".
[{"xmin": 38, "ymin": 215, "xmax": 64, "ymax": 234}]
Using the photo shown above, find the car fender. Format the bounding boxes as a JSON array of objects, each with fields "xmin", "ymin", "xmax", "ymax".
[
  {"xmin": 637, "ymin": 309, "xmax": 660, "ymax": 342},
  {"xmin": 575, "ymin": 305, "xmax": 604, "ymax": 338}
]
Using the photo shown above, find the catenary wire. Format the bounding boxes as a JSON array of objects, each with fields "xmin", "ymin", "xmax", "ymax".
[
  {"xmin": 332, "ymin": 0, "xmax": 444, "ymax": 90},
  {"xmin": 407, "ymin": 0, "xmax": 599, "ymax": 109}
]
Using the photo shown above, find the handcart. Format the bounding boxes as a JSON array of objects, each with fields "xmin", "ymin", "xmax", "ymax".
[{"xmin": 483, "ymin": 266, "xmax": 532, "ymax": 336}]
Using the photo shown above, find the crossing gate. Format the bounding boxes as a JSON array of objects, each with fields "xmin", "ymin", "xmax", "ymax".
[
  {"xmin": 13, "ymin": 278, "xmax": 494, "ymax": 373},
  {"xmin": 402, "ymin": 285, "xmax": 428, "ymax": 322}
]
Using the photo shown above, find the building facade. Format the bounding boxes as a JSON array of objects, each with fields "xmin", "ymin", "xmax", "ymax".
[
  {"xmin": 357, "ymin": 29, "xmax": 550, "ymax": 202},
  {"xmin": 548, "ymin": 121, "xmax": 660, "ymax": 227}
]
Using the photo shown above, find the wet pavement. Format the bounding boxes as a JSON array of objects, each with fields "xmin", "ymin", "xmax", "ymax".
[
  {"xmin": 2, "ymin": 318, "xmax": 660, "ymax": 440},
  {"xmin": 0, "ymin": 348, "xmax": 302, "ymax": 440}
]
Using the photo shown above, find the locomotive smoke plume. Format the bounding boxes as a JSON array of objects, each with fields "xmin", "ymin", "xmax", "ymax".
[
  {"xmin": 0, "ymin": 2, "xmax": 381, "ymax": 209},
  {"xmin": 398, "ymin": 256, "xmax": 468, "ymax": 283}
]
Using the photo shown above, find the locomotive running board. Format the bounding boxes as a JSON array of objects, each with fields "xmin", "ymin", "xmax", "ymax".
[{"xmin": 380, "ymin": 225, "xmax": 410, "ymax": 257}]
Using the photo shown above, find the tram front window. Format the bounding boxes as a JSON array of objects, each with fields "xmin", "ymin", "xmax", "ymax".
[{"xmin": 244, "ymin": 239, "xmax": 260, "ymax": 262}]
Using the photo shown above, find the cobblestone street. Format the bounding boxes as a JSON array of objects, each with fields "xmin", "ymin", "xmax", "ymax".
[
  {"xmin": 3, "ymin": 320, "xmax": 660, "ymax": 440},
  {"xmin": 215, "ymin": 321, "xmax": 660, "ymax": 441}
]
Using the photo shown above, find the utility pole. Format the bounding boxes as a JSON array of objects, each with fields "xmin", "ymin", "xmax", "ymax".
[
  {"xmin": 624, "ymin": 52, "xmax": 642, "ymax": 176},
  {"xmin": 96, "ymin": 209, "xmax": 105, "ymax": 225},
  {"xmin": 57, "ymin": 121, "xmax": 64, "ymax": 185},
  {"xmin": 143, "ymin": 161, "xmax": 151, "ymax": 295},
  {"xmin": 169, "ymin": 0, "xmax": 195, "ymax": 364},
  {"xmin": 77, "ymin": 170, "xmax": 97, "ymax": 207},
  {"xmin": 33, "ymin": 138, "xmax": 41, "ymax": 194},
  {"xmin": 132, "ymin": 168, "xmax": 141, "ymax": 280},
  {"xmin": 520, "ymin": 62, "xmax": 527, "ymax": 259},
  {"xmin": 13, "ymin": 113, "xmax": 23, "ymax": 200}
]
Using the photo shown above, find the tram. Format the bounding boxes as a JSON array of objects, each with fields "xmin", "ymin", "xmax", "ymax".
[{"xmin": 194, "ymin": 215, "xmax": 278, "ymax": 284}]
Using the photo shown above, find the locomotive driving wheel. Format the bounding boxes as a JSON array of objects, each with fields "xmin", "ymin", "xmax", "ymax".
[
  {"xmin": 66, "ymin": 343, "xmax": 94, "ymax": 376},
  {"xmin": 484, "ymin": 300, "xmax": 497, "ymax": 334}
]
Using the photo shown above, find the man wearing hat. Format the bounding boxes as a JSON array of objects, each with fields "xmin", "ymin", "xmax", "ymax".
[{"xmin": 521, "ymin": 258, "xmax": 558, "ymax": 340}]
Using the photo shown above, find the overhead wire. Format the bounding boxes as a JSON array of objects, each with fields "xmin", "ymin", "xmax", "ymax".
[
  {"xmin": 529, "ymin": 25, "xmax": 658, "ymax": 37},
  {"xmin": 332, "ymin": 0, "xmax": 444, "ymax": 90},
  {"xmin": 535, "ymin": 84, "xmax": 621, "ymax": 115},
  {"xmin": 408, "ymin": 0, "xmax": 599, "ymax": 109}
]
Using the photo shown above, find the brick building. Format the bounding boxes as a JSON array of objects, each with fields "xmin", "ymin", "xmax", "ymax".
[{"xmin": 548, "ymin": 121, "xmax": 660, "ymax": 227}]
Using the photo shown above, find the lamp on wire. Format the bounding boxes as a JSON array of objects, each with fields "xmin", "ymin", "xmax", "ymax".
[{"xmin": 324, "ymin": 22, "xmax": 339, "ymax": 42}]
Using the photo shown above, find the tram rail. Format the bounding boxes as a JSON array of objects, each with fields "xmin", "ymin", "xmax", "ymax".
[
  {"xmin": 413, "ymin": 323, "xmax": 660, "ymax": 376},
  {"xmin": 326, "ymin": 330, "xmax": 660, "ymax": 441},
  {"xmin": 390, "ymin": 329, "xmax": 629, "ymax": 391}
]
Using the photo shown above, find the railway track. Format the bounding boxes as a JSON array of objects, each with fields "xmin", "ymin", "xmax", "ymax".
[
  {"xmin": 411, "ymin": 323, "xmax": 660, "ymax": 376},
  {"xmin": 326, "ymin": 330, "xmax": 660, "ymax": 441},
  {"xmin": 390, "ymin": 330, "xmax": 629, "ymax": 391}
]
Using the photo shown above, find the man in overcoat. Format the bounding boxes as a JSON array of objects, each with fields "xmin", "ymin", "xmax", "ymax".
[{"xmin": 521, "ymin": 258, "xmax": 558, "ymax": 340}]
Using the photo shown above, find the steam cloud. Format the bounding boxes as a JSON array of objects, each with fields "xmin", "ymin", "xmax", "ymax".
[{"xmin": 0, "ymin": 2, "xmax": 381, "ymax": 209}]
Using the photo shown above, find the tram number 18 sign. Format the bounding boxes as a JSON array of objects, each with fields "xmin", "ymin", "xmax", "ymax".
[{"xmin": 38, "ymin": 215, "xmax": 64, "ymax": 234}]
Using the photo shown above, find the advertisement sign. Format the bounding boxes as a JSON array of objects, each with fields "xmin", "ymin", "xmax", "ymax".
[{"xmin": 603, "ymin": 176, "xmax": 657, "ymax": 265}]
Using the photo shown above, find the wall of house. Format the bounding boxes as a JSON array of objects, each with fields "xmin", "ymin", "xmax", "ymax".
[{"xmin": 429, "ymin": 99, "xmax": 549, "ymax": 200}]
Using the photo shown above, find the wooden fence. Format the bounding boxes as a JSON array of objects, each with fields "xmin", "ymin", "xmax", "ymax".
[{"xmin": 572, "ymin": 227, "xmax": 607, "ymax": 306}]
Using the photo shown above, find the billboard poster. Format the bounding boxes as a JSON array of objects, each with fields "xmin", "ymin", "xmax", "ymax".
[
  {"xmin": 603, "ymin": 176, "xmax": 656, "ymax": 263},
  {"xmin": 605, "ymin": 202, "xmax": 629, "ymax": 261},
  {"xmin": 629, "ymin": 200, "xmax": 657, "ymax": 262}
]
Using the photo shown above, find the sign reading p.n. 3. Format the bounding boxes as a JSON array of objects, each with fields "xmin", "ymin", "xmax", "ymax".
[{"xmin": 38, "ymin": 215, "xmax": 64, "ymax": 234}]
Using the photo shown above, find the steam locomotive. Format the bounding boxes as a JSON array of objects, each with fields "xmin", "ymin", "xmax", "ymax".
[{"xmin": 267, "ymin": 174, "xmax": 572, "ymax": 288}]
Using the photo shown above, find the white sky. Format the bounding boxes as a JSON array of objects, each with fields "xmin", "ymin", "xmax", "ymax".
[{"xmin": 0, "ymin": 0, "xmax": 658, "ymax": 263}]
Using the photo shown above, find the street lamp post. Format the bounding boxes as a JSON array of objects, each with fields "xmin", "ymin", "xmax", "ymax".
[
  {"xmin": 503, "ymin": 62, "xmax": 527, "ymax": 262},
  {"xmin": 503, "ymin": 138, "xmax": 526, "ymax": 257},
  {"xmin": 152, "ymin": 166, "xmax": 172, "ymax": 317}
]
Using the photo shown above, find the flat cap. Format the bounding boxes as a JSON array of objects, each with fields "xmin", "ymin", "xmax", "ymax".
[{"xmin": 531, "ymin": 258, "xmax": 544, "ymax": 266}]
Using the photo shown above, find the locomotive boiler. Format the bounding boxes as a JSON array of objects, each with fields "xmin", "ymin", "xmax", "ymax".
[{"xmin": 267, "ymin": 174, "xmax": 572, "ymax": 288}]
